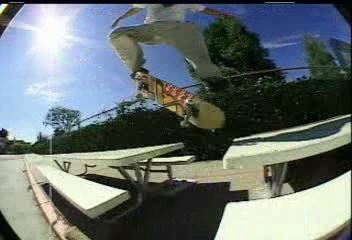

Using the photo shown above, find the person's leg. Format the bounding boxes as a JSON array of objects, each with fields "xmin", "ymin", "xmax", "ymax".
[
  {"xmin": 108, "ymin": 26, "xmax": 153, "ymax": 75},
  {"xmin": 160, "ymin": 22, "xmax": 222, "ymax": 80}
]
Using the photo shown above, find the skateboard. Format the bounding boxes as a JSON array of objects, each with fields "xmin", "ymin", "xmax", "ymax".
[{"xmin": 134, "ymin": 72, "xmax": 225, "ymax": 129}]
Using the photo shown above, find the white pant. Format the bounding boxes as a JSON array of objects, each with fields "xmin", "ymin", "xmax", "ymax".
[{"xmin": 109, "ymin": 21, "xmax": 221, "ymax": 79}]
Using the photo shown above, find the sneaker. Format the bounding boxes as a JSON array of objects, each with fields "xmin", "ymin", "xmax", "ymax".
[{"xmin": 130, "ymin": 68, "xmax": 149, "ymax": 79}]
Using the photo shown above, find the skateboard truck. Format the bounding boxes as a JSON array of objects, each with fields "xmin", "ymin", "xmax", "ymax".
[
  {"xmin": 134, "ymin": 73, "xmax": 149, "ymax": 99},
  {"xmin": 135, "ymin": 83, "xmax": 147, "ymax": 99},
  {"xmin": 180, "ymin": 116, "xmax": 192, "ymax": 128},
  {"xmin": 184, "ymin": 99, "xmax": 199, "ymax": 118},
  {"xmin": 180, "ymin": 99, "xmax": 198, "ymax": 128},
  {"xmin": 138, "ymin": 82, "xmax": 149, "ymax": 91}
]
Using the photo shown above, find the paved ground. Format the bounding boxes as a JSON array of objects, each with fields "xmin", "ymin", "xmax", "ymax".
[{"xmin": 0, "ymin": 155, "xmax": 59, "ymax": 240}]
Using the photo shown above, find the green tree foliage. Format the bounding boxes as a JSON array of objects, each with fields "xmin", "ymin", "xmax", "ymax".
[
  {"xmin": 303, "ymin": 34, "xmax": 344, "ymax": 80},
  {"xmin": 36, "ymin": 131, "xmax": 49, "ymax": 142},
  {"xmin": 202, "ymin": 18, "xmax": 285, "ymax": 87},
  {"xmin": 8, "ymin": 143, "xmax": 30, "ymax": 154},
  {"xmin": 0, "ymin": 128, "xmax": 8, "ymax": 138},
  {"xmin": 0, "ymin": 128, "xmax": 9, "ymax": 154},
  {"xmin": 43, "ymin": 106, "xmax": 81, "ymax": 134},
  {"xmin": 188, "ymin": 18, "xmax": 287, "ymax": 134}
]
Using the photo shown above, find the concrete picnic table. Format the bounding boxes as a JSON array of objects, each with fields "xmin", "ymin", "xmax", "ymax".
[
  {"xmin": 29, "ymin": 143, "xmax": 194, "ymax": 221},
  {"xmin": 47, "ymin": 143, "xmax": 185, "ymax": 193},
  {"xmin": 222, "ymin": 114, "xmax": 351, "ymax": 199}
]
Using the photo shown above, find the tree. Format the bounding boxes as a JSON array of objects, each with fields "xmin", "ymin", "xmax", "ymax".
[
  {"xmin": 0, "ymin": 128, "xmax": 8, "ymax": 138},
  {"xmin": 36, "ymin": 131, "xmax": 49, "ymax": 142},
  {"xmin": 115, "ymin": 98, "xmax": 149, "ymax": 116},
  {"xmin": 0, "ymin": 128, "xmax": 9, "ymax": 154},
  {"xmin": 303, "ymin": 34, "xmax": 344, "ymax": 80},
  {"xmin": 185, "ymin": 18, "xmax": 287, "ymax": 133},
  {"xmin": 43, "ymin": 106, "xmax": 81, "ymax": 133},
  {"xmin": 201, "ymin": 18, "xmax": 285, "ymax": 87},
  {"xmin": 9, "ymin": 143, "xmax": 30, "ymax": 154}
]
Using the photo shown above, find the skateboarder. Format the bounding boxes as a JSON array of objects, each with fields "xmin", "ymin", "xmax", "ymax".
[{"xmin": 108, "ymin": 4, "xmax": 236, "ymax": 90}]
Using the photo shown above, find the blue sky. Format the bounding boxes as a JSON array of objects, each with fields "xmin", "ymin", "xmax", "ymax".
[{"xmin": 0, "ymin": 4, "xmax": 350, "ymax": 142}]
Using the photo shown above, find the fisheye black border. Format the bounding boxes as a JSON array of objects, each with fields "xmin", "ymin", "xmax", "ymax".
[
  {"xmin": 2, "ymin": 2, "xmax": 350, "ymax": 24},
  {"xmin": 2, "ymin": 1, "xmax": 352, "ymax": 5}
]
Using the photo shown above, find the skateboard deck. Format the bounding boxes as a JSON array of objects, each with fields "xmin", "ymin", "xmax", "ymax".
[{"xmin": 134, "ymin": 73, "xmax": 225, "ymax": 129}]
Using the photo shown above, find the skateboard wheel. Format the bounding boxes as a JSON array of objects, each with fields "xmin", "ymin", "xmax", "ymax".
[
  {"xmin": 180, "ymin": 120, "xmax": 191, "ymax": 128},
  {"xmin": 138, "ymin": 83, "xmax": 149, "ymax": 91},
  {"xmin": 185, "ymin": 98, "xmax": 195, "ymax": 106}
]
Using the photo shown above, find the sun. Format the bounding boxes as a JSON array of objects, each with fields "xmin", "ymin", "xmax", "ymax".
[
  {"xmin": 31, "ymin": 6, "xmax": 72, "ymax": 58},
  {"xmin": 34, "ymin": 17, "xmax": 68, "ymax": 56}
]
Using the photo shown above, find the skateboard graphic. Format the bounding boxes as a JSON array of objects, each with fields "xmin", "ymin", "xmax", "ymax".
[{"xmin": 134, "ymin": 72, "xmax": 225, "ymax": 129}]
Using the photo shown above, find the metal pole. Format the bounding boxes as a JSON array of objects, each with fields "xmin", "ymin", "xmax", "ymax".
[{"xmin": 271, "ymin": 163, "xmax": 288, "ymax": 197}]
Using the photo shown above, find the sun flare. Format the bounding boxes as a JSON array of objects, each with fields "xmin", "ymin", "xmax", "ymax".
[
  {"xmin": 35, "ymin": 18, "xmax": 68, "ymax": 55},
  {"xmin": 31, "ymin": 6, "xmax": 71, "ymax": 57}
]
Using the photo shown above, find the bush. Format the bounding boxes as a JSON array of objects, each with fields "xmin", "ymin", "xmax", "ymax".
[{"xmin": 9, "ymin": 143, "xmax": 30, "ymax": 154}]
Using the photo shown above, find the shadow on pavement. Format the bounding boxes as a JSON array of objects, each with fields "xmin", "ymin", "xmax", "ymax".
[{"xmin": 42, "ymin": 176, "xmax": 247, "ymax": 240}]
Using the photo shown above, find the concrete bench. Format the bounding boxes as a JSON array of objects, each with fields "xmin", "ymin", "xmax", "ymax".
[
  {"xmin": 36, "ymin": 164, "xmax": 131, "ymax": 218},
  {"xmin": 139, "ymin": 155, "xmax": 195, "ymax": 179},
  {"xmin": 215, "ymin": 170, "xmax": 351, "ymax": 240}
]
